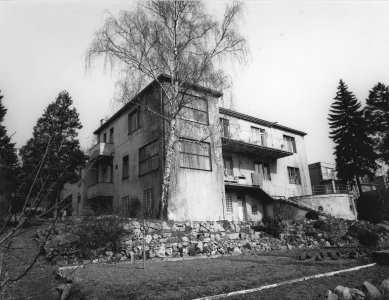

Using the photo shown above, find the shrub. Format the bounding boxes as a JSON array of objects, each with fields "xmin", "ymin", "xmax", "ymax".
[
  {"xmin": 357, "ymin": 228, "xmax": 379, "ymax": 246},
  {"xmin": 261, "ymin": 216, "xmax": 285, "ymax": 238},
  {"xmin": 73, "ymin": 215, "xmax": 128, "ymax": 258},
  {"xmin": 357, "ymin": 193, "xmax": 383, "ymax": 224},
  {"xmin": 305, "ymin": 210, "xmax": 319, "ymax": 220}
]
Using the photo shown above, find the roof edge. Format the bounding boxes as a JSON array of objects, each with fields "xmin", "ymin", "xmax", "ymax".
[{"xmin": 219, "ymin": 107, "xmax": 307, "ymax": 136}]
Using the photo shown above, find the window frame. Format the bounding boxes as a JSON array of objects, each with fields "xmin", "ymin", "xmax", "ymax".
[
  {"xmin": 255, "ymin": 162, "xmax": 271, "ymax": 181},
  {"xmin": 128, "ymin": 108, "xmax": 140, "ymax": 134},
  {"xmin": 179, "ymin": 138, "xmax": 212, "ymax": 171},
  {"xmin": 103, "ymin": 133, "xmax": 107, "ymax": 143},
  {"xmin": 139, "ymin": 139, "xmax": 159, "ymax": 176},
  {"xmin": 179, "ymin": 93, "xmax": 209, "ymax": 125},
  {"xmin": 288, "ymin": 167, "xmax": 301, "ymax": 185},
  {"xmin": 251, "ymin": 204, "xmax": 258, "ymax": 215},
  {"xmin": 226, "ymin": 193, "xmax": 233, "ymax": 214},
  {"xmin": 223, "ymin": 156, "xmax": 233, "ymax": 176},
  {"xmin": 143, "ymin": 188, "xmax": 152, "ymax": 215},
  {"xmin": 220, "ymin": 118, "xmax": 230, "ymax": 138},
  {"xmin": 283, "ymin": 135, "xmax": 297, "ymax": 153},
  {"xmin": 109, "ymin": 127, "xmax": 114, "ymax": 143},
  {"xmin": 251, "ymin": 126, "xmax": 267, "ymax": 146},
  {"xmin": 122, "ymin": 155, "xmax": 129, "ymax": 179},
  {"xmin": 122, "ymin": 196, "xmax": 130, "ymax": 212}
]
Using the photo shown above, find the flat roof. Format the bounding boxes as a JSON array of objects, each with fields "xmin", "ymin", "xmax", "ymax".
[
  {"xmin": 219, "ymin": 107, "xmax": 307, "ymax": 136},
  {"xmin": 93, "ymin": 74, "xmax": 223, "ymax": 134}
]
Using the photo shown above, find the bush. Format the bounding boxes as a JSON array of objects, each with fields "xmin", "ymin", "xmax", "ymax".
[
  {"xmin": 357, "ymin": 193, "xmax": 383, "ymax": 224},
  {"xmin": 73, "ymin": 215, "xmax": 128, "ymax": 258},
  {"xmin": 305, "ymin": 210, "xmax": 319, "ymax": 220},
  {"xmin": 261, "ymin": 216, "xmax": 285, "ymax": 238},
  {"xmin": 357, "ymin": 228, "xmax": 379, "ymax": 246}
]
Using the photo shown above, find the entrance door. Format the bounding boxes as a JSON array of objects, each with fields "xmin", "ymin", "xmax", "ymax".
[{"xmin": 237, "ymin": 194, "xmax": 246, "ymax": 221}]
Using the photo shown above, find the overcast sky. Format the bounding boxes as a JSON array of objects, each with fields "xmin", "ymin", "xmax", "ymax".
[{"xmin": 1, "ymin": 1, "xmax": 389, "ymax": 165}]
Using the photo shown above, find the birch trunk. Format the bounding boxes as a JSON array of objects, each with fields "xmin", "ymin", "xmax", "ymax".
[{"xmin": 160, "ymin": 118, "xmax": 177, "ymax": 219}]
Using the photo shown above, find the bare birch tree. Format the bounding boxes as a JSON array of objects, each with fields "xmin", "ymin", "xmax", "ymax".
[{"xmin": 85, "ymin": 1, "xmax": 248, "ymax": 219}]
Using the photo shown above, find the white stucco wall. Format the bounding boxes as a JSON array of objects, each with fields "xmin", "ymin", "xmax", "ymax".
[{"xmin": 297, "ymin": 194, "xmax": 357, "ymax": 220}]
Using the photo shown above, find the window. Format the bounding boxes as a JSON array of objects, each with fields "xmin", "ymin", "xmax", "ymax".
[
  {"xmin": 288, "ymin": 167, "xmax": 301, "ymax": 184},
  {"xmin": 252, "ymin": 205, "xmax": 258, "ymax": 215},
  {"xmin": 220, "ymin": 118, "xmax": 230, "ymax": 138},
  {"xmin": 143, "ymin": 188, "xmax": 152, "ymax": 214},
  {"xmin": 122, "ymin": 155, "xmax": 129, "ymax": 179},
  {"xmin": 139, "ymin": 140, "xmax": 159, "ymax": 175},
  {"xmin": 226, "ymin": 193, "xmax": 233, "ymax": 214},
  {"xmin": 254, "ymin": 162, "xmax": 271, "ymax": 181},
  {"xmin": 103, "ymin": 133, "xmax": 107, "ymax": 143},
  {"xmin": 179, "ymin": 139, "xmax": 211, "ymax": 171},
  {"xmin": 179, "ymin": 95, "xmax": 208, "ymax": 125},
  {"xmin": 251, "ymin": 127, "xmax": 267, "ymax": 146},
  {"xmin": 283, "ymin": 135, "xmax": 297, "ymax": 153},
  {"xmin": 223, "ymin": 156, "xmax": 233, "ymax": 176},
  {"xmin": 109, "ymin": 127, "xmax": 114, "ymax": 143},
  {"xmin": 128, "ymin": 108, "xmax": 140, "ymax": 133}
]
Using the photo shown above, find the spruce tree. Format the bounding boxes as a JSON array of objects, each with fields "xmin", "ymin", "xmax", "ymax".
[
  {"xmin": 0, "ymin": 90, "xmax": 19, "ymax": 223},
  {"xmin": 20, "ymin": 91, "xmax": 85, "ymax": 216},
  {"xmin": 364, "ymin": 82, "xmax": 389, "ymax": 168},
  {"xmin": 328, "ymin": 80, "xmax": 377, "ymax": 195}
]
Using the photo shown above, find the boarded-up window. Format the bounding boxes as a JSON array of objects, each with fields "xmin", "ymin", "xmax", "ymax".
[
  {"xmin": 143, "ymin": 188, "xmax": 152, "ymax": 214},
  {"xmin": 179, "ymin": 140, "xmax": 211, "ymax": 171},
  {"xmin": 139, "ymin": 140, "xmax": 159, "ymax": 175},
  {"xmin": 226, "ymin": 193, "xmax": 233, "ymax": 214},
  {"xmin": 122, "ymin": 196, "xmax": 129, "ymax": 212}
]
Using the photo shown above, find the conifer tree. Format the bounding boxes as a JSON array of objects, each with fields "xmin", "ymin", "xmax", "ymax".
[
  {"xmin": 20, "ymin": 91, "xmax": 85, "ymax": 216},
  {"xmin": 328, "ymin": 80, "xmax": 377, "ymax": 195},
  {"xmin": 364, "ymin": 82, "xmax": 389, "ymax": 169},
  {"xmin": 0, "ymin": 90, "xmax": 19, "ymax": 222}
]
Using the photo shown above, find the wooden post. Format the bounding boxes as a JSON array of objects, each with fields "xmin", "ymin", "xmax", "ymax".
[{"xmin": 143, "ymin": 218, "xmax": 146, "ymax": 270}]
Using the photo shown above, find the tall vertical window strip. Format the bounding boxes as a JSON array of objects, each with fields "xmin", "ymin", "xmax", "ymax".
[
  {"xmin": 143, "ymin": 188, "xmax": 152, "ymax": 214},
  {"xmin": 220, "ymin": 118, "xmax": 230, "ymax": 138},
  {"xmin": 180, "ymin": 140, "xmax": 211, "ymax": 170},
  {"xmin": 180, "ymin": 96, "xmax": 208, "ymax": 125},
  {"xmin": 128, "ymin": 108, "xmax": 140, "ymax": 133},
  {"xmin": 139, "ymin": 140, "xmax": 159, "ymax": 175},
  {"xmin": 122, "ymin": 155, "xmax": 129, "ymax": 179},
  {"xmin": 109, "ymin": 127, "xmax": 114, "ymax": 143},
  {"xmin": 288, "ymin": 167, "xmax": 301, "ymax": 184},
  {"xmin": 226, "ymin": 193, "xmax": 233, "ymax": 214},
  {"xmin": 283, "ymin": 135, "xmax": 297, "ymax": 153},
  {"xmin": 223, "ymin": 156, "xmax": 233, "ymax": 176}
]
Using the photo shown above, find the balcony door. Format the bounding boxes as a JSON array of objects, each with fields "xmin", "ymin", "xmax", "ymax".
[
  {"xmin": 237, "ymin": 194, "xmax": 246, "ymax": 221},
  {"xmin": 251, "ymin": 127, "xmax": 266, "ymax": 146},
  {"xmin": 223, "ymin": 156, "xmax": 233, "ymax": 177}
]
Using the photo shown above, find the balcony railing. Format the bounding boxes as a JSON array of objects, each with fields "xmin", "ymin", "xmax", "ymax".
[
  {"xmin": 87, "ymin": 182, "xmax": 113, "ymax": 199},
  {"xmin": 221, "ymin": 125, "xmax": 293, "ymax": 159},
  {"xmin": 89, "ymin": 142, "xmax": 114, "ymax": 160}
]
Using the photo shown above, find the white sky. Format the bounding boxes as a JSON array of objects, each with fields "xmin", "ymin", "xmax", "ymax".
[{"xmin": 1, "ymin": 1, "xmax": 389, "ymax": 165}]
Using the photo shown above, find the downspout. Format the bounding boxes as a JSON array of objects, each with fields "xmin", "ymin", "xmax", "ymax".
[{"xmin": 160, "ymin": 86, "xmax": 165, "ymax": 217}]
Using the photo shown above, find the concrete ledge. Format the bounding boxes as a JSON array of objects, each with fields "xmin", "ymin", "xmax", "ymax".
[{"xmin": 372, "ymin": 250, "xmax": 389, "ymax": 265}]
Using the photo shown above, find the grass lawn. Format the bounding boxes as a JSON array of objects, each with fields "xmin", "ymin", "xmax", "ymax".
[{"xmin": 68, "ymin": 250, "xmax": 375, "ymax": 300}]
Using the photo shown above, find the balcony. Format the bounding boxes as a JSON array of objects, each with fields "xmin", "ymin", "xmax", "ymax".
[
  {"xmin": 89, "ymin": 142, "xmax": 114, "ymax": 161},
  {"xmin": 87, "ymin": 182, "xmax": 113, "ymax": 199},
  {"xmin": 221, "ymin": 126, "xmax": 293, "ymax": 159}
]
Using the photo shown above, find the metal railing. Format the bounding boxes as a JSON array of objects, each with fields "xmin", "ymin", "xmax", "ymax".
[
  {"xmin": 312, "ymin": 184, "xmax": 349, "ymax": 195},
  {"xmin": 221, "ymin": 125, "xmax": 293, "ymax": 153}
]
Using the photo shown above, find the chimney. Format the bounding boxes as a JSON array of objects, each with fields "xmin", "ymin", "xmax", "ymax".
[{"xmin": 100, "ymin": 119, "xmax": 104, "ymax": 126}]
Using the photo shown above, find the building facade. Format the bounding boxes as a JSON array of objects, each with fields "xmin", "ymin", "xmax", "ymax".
[{"xmin": 66, "ymin": 77, "xmax": 314, "ymax": 221}]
